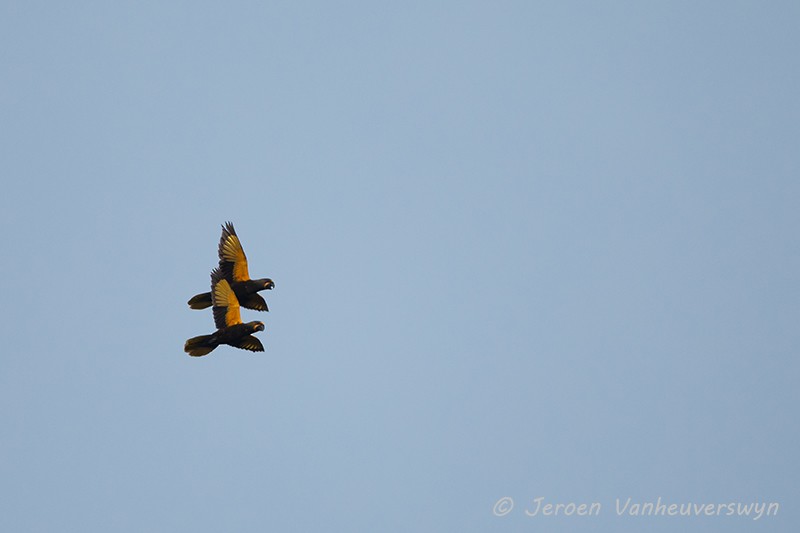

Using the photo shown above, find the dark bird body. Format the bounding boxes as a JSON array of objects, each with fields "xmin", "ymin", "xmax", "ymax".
[
  {"xmin": 188, "ymin": 222, "xmax": 274, "ymax": 311},
  {"xmin": 188, "ymin": 279, "xmax": 274, "ymax": 311},
  {"xmin": 184, "ymin": 268, "xmax": 266, "ymax": 356}
]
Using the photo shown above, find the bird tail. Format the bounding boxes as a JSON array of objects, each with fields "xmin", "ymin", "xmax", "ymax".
[
  {"xmin": 184, "ymin": 335, "xmax": 217, "ymax": 357},
  {"xmin": 187, "ymin": 292, "xmax": 213, "ymax": 310}
]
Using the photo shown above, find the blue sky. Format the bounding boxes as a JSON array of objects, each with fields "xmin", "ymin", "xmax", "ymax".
[{"xmin": 1, "ymin": 1, "xmax": 798, "ymax": 531}]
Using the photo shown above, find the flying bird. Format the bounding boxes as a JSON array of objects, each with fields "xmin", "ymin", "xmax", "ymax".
[
  {"xmin": 184, "ymin": 268, "xmax": 266, "ymax": 356},
  {"xmin": 187, "ymin": 222, "xmax": 275, "ymax": 311}
]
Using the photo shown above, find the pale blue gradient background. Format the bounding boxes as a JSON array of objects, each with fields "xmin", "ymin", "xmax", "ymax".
[{"xmin": 1, "ymin": 2, "xmax": 798, "ymax": 531}]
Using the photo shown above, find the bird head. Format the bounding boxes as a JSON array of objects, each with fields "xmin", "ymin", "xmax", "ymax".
[
  {"xmin": 262, "ymin": 279, "xmax": 275, "ymax": 290},
  {"xmin": 249, "ymin": 321, "xmax": 265, "ymax": 333}
]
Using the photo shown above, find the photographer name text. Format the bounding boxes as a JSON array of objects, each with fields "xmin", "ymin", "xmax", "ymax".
[{"xmin": 492, "ymin": 496, "xmax": 779, "ymax": 520}]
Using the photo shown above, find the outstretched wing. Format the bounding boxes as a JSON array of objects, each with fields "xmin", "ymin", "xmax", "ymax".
[
  {"xmin": 211, "ymin": 268, "xmax": 242, "ymax": 328},
  {"xmin": 218, "ymin": 221, "xmax": 251, "ymax": 282},
  {"xmin": 231, "ymin": 335, "xmax": 264, "ymax": 352},
  {"xmin": 238, "ymin": 293, "xmax": 269, "ymax": 312}
]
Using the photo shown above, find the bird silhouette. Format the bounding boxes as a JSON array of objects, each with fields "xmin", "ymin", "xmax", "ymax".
[
  {"xmin": 187, "ymin": 222, "xmax": 274, "ymax": 311},
  {"xmin": 184, "ymin": 267, "xmax": 266, "ymax": 356}
]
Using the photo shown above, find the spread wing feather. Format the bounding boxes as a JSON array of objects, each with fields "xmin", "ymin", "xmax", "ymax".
[
  {"xmin": 238, "ymin": 293, "xmax": 269, "ymax": 311},
  {"xmin": 211, "ymin": 268, "xmax": 242, "ymax": 328},
  {"xmin": 231, "ymin": 335, "xmax": 265, "ymax": 352},
  {"xmin": 218, "ymin": 222, "xmax": 250, "ymax": 282}
]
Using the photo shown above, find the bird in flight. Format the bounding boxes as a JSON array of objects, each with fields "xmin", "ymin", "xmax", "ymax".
[
  {"xmin": 187, "ymin": 222, "xmax": 275, "ymax": 311},
  {"xmin": 184, "ymin": 267, "xmax": 266, "ymax": 356}
]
